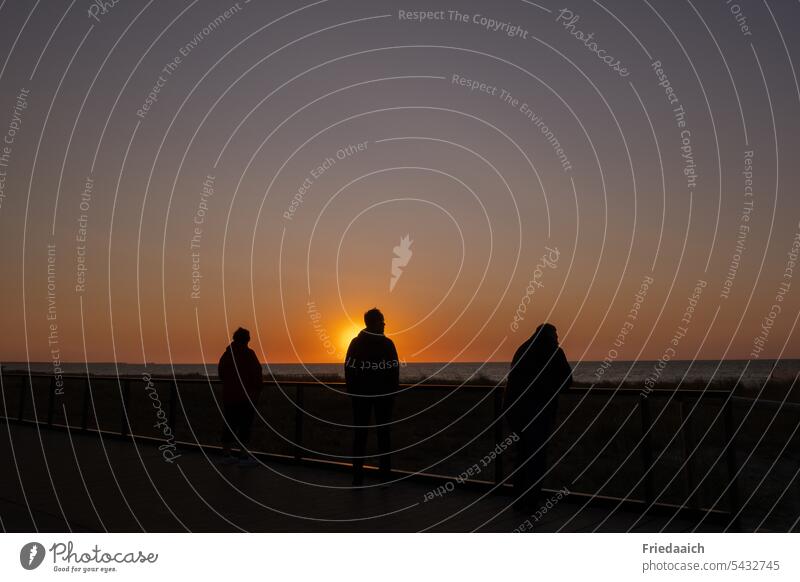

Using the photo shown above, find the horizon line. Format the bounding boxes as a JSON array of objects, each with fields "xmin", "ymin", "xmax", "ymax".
[{"xmin": 4, "ymin": 357, "xmax": 799, "ymax": 367}]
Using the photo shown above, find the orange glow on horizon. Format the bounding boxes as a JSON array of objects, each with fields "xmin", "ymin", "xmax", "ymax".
[{"xmin": 338, "ymin": 323, "xmax": 363, "ymax": 355}]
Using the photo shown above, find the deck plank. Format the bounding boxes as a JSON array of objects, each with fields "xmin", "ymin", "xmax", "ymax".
[{"xmin": 0, "ymin": 423, "xmax": 715, "ymax": 532}]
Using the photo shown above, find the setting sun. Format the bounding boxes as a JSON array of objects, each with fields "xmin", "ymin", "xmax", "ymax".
[{"xmin": 338, "ymin": 323, "xmax": 363, "ymax": 354}]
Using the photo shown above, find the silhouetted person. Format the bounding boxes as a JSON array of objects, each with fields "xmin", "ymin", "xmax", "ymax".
[
  {"xmin": 505, "ymin": 323, "xmax": 572, "ymax": 512},
  {"xmin": 217, "ymin": 327, "xmax": 263, "ymax": 466},
  {"xmin": 345, "ymin": 308, "xmax": 400, "ymax": 486}
]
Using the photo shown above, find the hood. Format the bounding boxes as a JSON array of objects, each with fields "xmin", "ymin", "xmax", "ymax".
[
  {"xmin": 227, "ymin": 341, "xmax": 250, "ymax": 353},
  {"xmin": 356, "ymin": 329, "xmax": 386, "ymax": 342}
]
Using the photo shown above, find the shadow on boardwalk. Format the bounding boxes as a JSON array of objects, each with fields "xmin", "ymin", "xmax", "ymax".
[{"xmin": 0, "ymin": 423, "xmax": 719, "ymax": 532}]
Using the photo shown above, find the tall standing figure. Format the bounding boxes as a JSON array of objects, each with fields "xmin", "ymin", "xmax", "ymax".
[
  {"xmin": 218, "ymin": 327, "xmax": 264, "ymax": 466},
  {"xmin": 505, "ymin": 323, "xmax": 572, "ymax": 512},
  {"xmin": 345, "ymin": 308, "xmax": 400, "ymax": 486}
]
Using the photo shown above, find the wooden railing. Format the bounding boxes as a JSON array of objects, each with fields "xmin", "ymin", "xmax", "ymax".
[{"xmin": 0, "ymin": 370, "xmax": 743, "ymax": 523}]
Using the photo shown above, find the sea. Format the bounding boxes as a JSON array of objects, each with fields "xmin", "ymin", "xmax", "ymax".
[{"xmin": 3, "ymin": 359, "xmax": 798, "ymax": 389}]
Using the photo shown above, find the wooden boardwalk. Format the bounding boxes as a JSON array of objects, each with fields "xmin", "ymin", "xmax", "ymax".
[{"xmin": 0, "ymin": 423, "xmax": 722, "ymax": 532}]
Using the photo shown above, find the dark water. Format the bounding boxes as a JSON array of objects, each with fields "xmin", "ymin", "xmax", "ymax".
[{"xmin": 5, "ymin": 359, "xmax": 797, "ymax": 389}]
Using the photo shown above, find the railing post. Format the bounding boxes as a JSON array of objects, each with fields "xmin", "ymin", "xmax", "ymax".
[
  {"xmin": 47, "ymin": 376, "xmax": 56, "ymax": 426},
  {"xmin": 81, "ymin": 378, "xmax": 91, "ymax": 431},
  {"xmin": 494, "ymin": 386, "xmax": 504, "ymax": 485},
  {"xmin": 18, "ymin": 375, "xmax": 28, "ymax": 421},
  {"xmin": 679, "ymin": 399, "xmax": 698, "ymax": 509},
  {"xmin": 294, "ymin": 383, "xmax": 304, "ymax": 462},
  {"xmin": 723, "ymin": 398, "xmax": 740, "ymax": 528},
  {"xmin": 120, "ymin": 378, "xmax": 131, "ymax": 437},
  {"xmin": 168, "ymin": 380, "xmax": 178, "ymax": 438},
  {"xmin": 639, "ymin": 395, "xmax": 655, "ymax": 505}
]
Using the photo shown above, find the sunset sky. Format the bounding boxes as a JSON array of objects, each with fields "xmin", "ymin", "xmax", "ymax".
[{"xmin": 1, "ymin": 0, "xmax": 798, "ymax": 365}]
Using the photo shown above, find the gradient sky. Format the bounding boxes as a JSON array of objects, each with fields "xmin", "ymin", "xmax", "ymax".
[{"xmin": 1, "ymin": 0, "xmax": 798, "ymax": 364}]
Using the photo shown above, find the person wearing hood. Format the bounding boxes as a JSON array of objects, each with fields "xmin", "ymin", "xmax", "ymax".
[
  {"xmin": 504, "ymin": 323, "xmax": 572, "ymax": 513},
  {"xmin": 344, "ymin": 308, "xmax": 400, "ymax": 486},
  {"xmin": 217, "ymin": 327, "xmax": 264, "ymax": 465}
]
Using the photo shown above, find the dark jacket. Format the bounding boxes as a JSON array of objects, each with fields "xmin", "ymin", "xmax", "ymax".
[
  {"xmin": 504, "ymin": 336, "xmax": 572, "ymax": 431},
  {"xmin": 218, "ymin": 342, "xmax": 263, "ymax": 404},
  {"xmin": 344, "ymin": 330, "xmax": 400, "ymax": 396}
]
